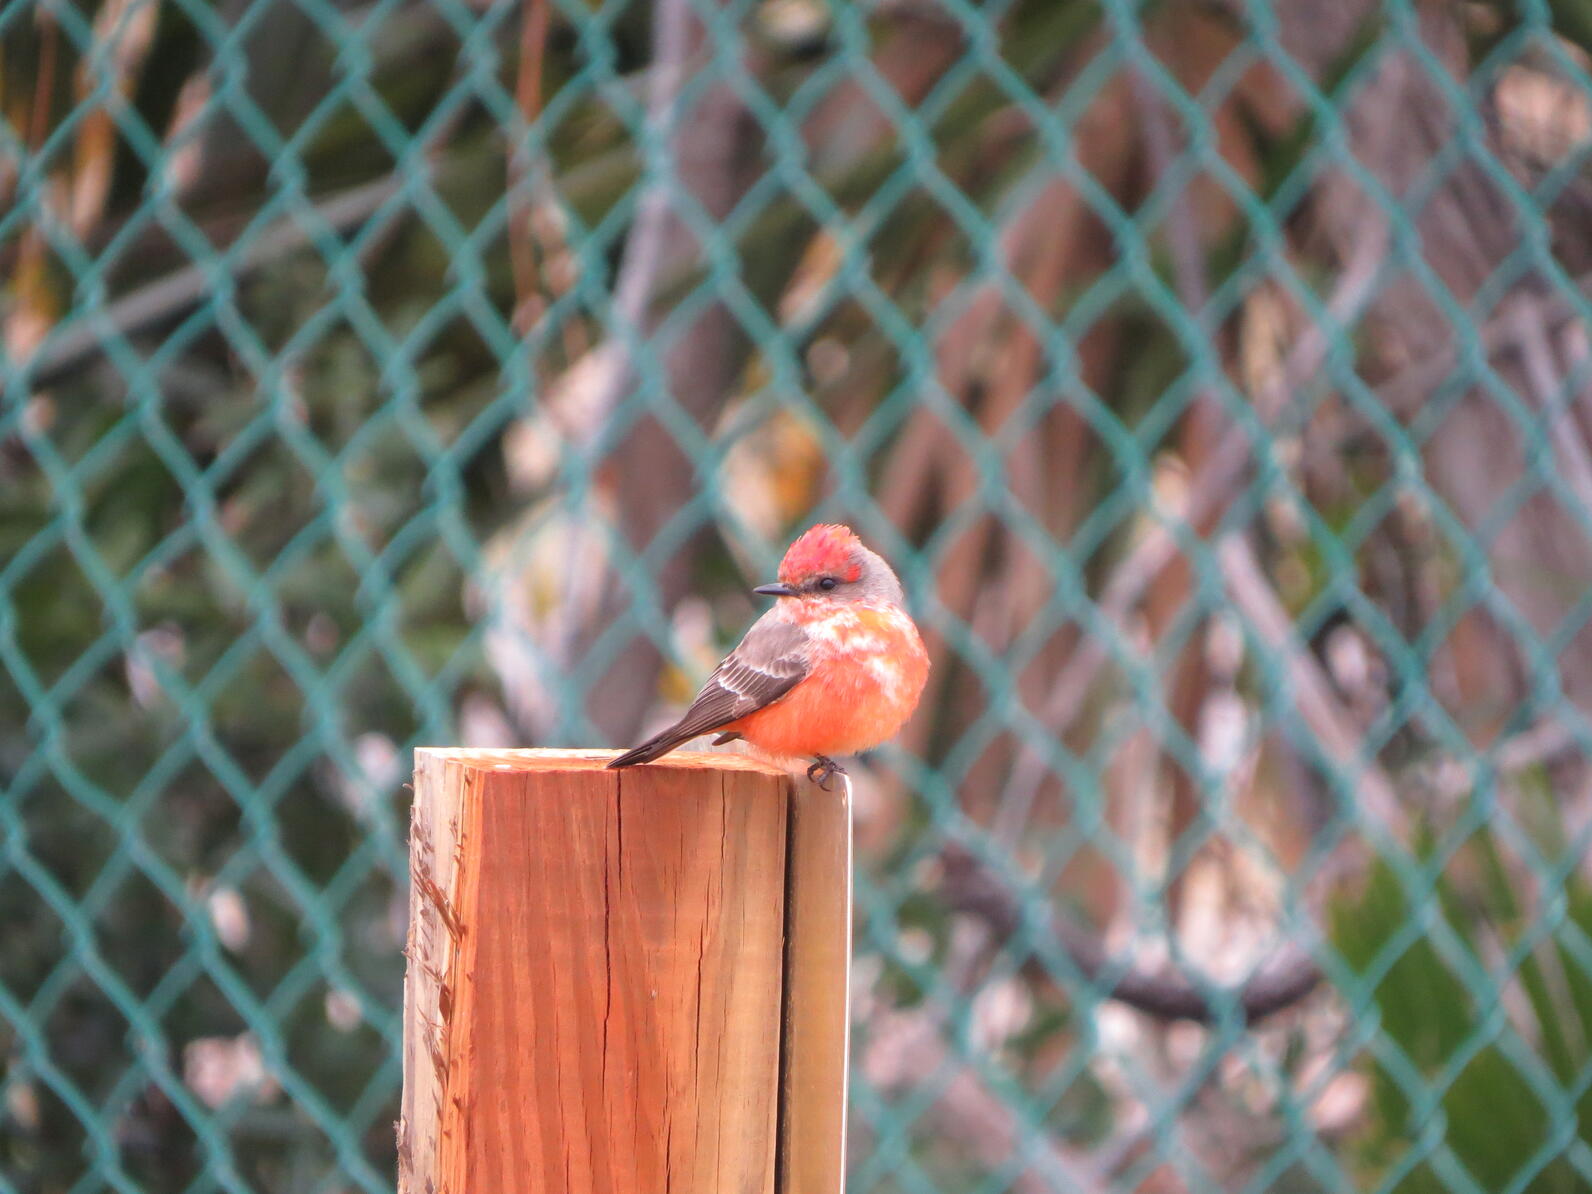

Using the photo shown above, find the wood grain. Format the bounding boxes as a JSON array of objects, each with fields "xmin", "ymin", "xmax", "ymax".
[
  {"xmin": 779, "ymin": 776, "xmax": 853, "ymax": 1194},
  {"xmin": 402, "ymin": 749, "xmax": 846, "ymax": 1194}
]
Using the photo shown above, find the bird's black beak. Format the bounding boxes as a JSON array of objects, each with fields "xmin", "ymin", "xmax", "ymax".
[{"xmin": 754, "ymin": 582, "xmax": 797, "ymax": 598}]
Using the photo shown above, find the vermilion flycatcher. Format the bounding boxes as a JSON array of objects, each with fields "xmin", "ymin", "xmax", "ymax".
[{"xmin": 608, "ymin": 523, "xmax": 930, "ymax": 787}]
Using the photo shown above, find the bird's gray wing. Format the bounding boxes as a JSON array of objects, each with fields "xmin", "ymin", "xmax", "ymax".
[
  {"xmin": 607, "ymin": 615, "xmax": 810, "ymax": 767},
  {"xmin": 662, "ymin": 615, "xmax": 811, "ymax": 739}
]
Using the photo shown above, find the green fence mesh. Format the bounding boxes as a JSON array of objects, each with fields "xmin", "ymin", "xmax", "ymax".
[{"xmin": 5, "ymin": 0, "xmax": 1592, "ymax": 1189}]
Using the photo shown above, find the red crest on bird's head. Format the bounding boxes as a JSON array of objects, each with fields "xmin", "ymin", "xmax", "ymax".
[{"xmin": 778, "ymin": 523, "xmax": 864, "ymax": 584}]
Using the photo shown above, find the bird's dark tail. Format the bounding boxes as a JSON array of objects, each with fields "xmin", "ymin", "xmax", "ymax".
[{"xmin": 606, "ymin": 725, "xmax": 693, "ymax": 769}]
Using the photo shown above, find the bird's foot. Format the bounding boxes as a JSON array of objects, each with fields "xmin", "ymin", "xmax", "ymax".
[{"xmin": 806, "ymin": 755, "xmax": 846, "ymax": 791}]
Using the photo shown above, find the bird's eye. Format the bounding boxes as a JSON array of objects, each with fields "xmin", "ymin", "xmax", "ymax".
[{"xmin": 818, "ymin": 576, "xmax": 838, "ymax": 591}]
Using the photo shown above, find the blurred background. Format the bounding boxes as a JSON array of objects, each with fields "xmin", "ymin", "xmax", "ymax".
[{"xmin": 5, "ymin": 0, "xmax": 1592, "ymax": 1189}]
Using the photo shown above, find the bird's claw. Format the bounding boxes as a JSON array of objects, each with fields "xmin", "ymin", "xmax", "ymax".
[{"xmin": 806, "ymin": 756, "xmax": 845, "ymax": 790}]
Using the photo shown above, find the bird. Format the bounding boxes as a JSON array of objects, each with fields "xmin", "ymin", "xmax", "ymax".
[{"xmin": 607, "ymin": 523, "xmax": 930, "ymax": 788}]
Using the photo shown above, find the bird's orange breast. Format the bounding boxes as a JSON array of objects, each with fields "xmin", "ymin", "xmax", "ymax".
[{"xmin": 726, "ymin": 604, "xmax": 929, "ymax": 761}]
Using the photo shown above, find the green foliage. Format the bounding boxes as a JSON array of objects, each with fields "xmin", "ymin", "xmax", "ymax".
[{"xmin": 1333, "ymin": 822, "xmax": 1592, "ymax": 1194}]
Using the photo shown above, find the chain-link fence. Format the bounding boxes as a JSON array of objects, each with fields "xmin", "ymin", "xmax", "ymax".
[{"xmin": 5, "ymin": 0, "xmax": 1592, "ymax": 1189}]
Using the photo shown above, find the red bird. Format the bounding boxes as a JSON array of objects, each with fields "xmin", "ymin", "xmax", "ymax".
[{"xmin": 608, "ymin": 524, "xmax": 930, "ymax": 787}]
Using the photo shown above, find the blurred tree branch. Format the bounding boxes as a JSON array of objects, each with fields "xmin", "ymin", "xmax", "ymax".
[
  {"xmin": 534, "ymin": 0, "xmax": 774, "ymax": 744},
  {"xmin": 939, "ymin": 847, "xmax": 1322, "ymax": 1025},
  {"xmin": 998, "ymin": 229, "xmax": 1390, "ymax": 830},
  {"xmin": 20, "ymin": 177, "xmax": 399, "ymax": 388}
]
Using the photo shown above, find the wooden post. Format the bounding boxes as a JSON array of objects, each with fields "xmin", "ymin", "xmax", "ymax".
[{"xmin": 400, "ymin": 749, "xmax": 851, "ymax": 1194}]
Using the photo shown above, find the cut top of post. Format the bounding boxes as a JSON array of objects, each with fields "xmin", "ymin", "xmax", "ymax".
[{"xmin": 412, "ymin": 746, "xmax": 793, "ymax": 773}]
